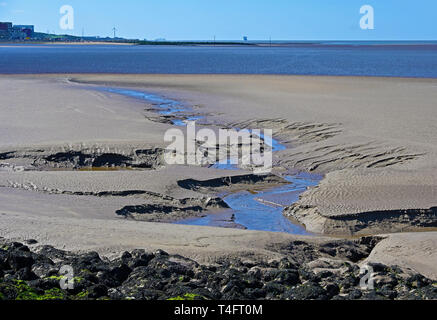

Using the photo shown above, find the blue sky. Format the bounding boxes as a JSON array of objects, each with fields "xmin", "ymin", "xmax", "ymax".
[{"xmin": 0, "ymin": 0, "xmax": 436, "ymax": 40}]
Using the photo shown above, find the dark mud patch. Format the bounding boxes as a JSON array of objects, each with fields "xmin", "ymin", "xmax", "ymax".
[
  {"xmin": 0, "ymin": 147, "xmax": 165, "ymax": 171},
  {"xmin": 0, "ymin": 152, "xmax": 15, "ymax": 160},
  {"xmin": 115, "ymin": 197, "xmax": 229, "ymax": 222},
  {"xmin": 285, "ymin": 205, "xmax": 437, "ymax": 236},
  {"xmin": 177, "ymin": 173, "xmax": 287, "ymax": 192},
  {"xmin": 324, "ymin": 207, "xmax": 437, "ymax": 236},
  {"xmin": 44, "ymin": 149, "xmax": 164, "ymax": 170}
]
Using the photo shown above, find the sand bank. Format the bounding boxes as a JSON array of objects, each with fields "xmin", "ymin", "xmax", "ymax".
[
  {"xmin": 0, "ymin": 74, "xmax": 436, "ymax": 278},
  {"xmin": 65, "ymin": 74, "xmax": 437, "ymax": 234}
]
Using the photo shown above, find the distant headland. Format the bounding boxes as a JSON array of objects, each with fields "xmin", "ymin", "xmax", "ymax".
[{"xmin": 0, "ymin": 20, "xmax": 254, "ymax": 46}]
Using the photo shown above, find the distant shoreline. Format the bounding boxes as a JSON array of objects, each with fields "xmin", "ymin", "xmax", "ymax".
[
  {"xmin": 0, "ymin": 41, "xmax": 135, "ymax": 46},
  {"xmin": 1, "ymin": 40, "xmax": 437, "ymax": 48}
]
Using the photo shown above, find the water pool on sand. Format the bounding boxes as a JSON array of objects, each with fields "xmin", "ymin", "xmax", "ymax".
[
  {"xmin": 175, "ymin": 172, "xmax": 321, "ymax": 235},
  {"xmin": 100, "ymin": 87, "xmax": 321, "ymax": 235}
]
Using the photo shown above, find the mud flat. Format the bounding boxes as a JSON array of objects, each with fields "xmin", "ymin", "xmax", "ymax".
[
  {"xmin": 0, "ymin": 74, "xmax": 436, "ymax": 283},
  {"xmin": 284, "ymin": 169, "xmax": 437, "ymax": 235},
  {"xmin": 66, "ymin": 74, "xmax": 437, "ymax": 236}
]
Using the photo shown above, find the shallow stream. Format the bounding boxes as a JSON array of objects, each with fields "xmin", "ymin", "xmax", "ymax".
[{"xmin": 101, "ymin": 87, "xmax": 321, "ymax": 235}]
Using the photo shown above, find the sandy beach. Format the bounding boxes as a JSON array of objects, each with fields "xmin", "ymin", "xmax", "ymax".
[{"xmin": 0, "ymin": 74, "xmax": 436, "ymax": 281}]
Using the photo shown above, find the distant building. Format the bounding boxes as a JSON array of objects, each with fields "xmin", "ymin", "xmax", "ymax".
[
  {"xmin": 0, "ymin": 22, "xmax": 12, "ymax": 31},
  {"xmin": 13, "ymin": 25, "xmax": 34, "ymax": 39},
  {"xmin": 243, "ymin": 36, "xmax": 248, "ymax": 41},
  {"xmin": 0, "ymin": 22, "xmax": 34, "ymax": 40},
  {"xmin": 0, "ymin": 22, "xmax": 13, "ymax": 39}
]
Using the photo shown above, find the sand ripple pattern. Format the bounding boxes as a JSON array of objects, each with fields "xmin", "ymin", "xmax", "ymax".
[{"xmin": 227, "ymin": 118, "xmax": 424, "ymax": 173}]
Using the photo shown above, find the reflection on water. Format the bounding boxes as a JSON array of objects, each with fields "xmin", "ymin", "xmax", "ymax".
[{"xmin": 176, "ymin": 173, "xmax": 321, "ymax": 235}]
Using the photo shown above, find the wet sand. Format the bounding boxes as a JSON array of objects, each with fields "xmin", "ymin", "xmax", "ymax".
[
  {"xmin": 65, "ymin": 74, "xmax": 437, "ymax": 233},
  {"xmin": 0, "ymin": 74, "xmax": 436, "ymax": 279}
]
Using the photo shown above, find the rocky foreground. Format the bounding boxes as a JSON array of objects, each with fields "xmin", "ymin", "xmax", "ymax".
[{"xmin": 0, "ymin": 237, "xmax": 436, "ymax": 300}]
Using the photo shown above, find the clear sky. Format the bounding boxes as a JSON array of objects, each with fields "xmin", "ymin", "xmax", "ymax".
[{"xmin": 0, "ymin": 0, "xmax": 436, "ymax": 40}]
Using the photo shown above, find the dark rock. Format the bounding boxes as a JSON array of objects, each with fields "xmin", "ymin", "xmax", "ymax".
[
  {"xmin": 0, "ymin": 238, "xmax": 434, "ymax": 301},
  {"xmin": 204, "ymin": 265, "xmax": 217, "ymax": 272},
  {"xmin": 379, "ymin": 285, "xmax": 397, "ymax": 299},
  {"xmin": 278, "ymin": 258, "xmax": 297, "ymax": 269},
  {"xmin": 406, "ymin": 274, "xmax": 430, "ymax": 289},
  {"xmin": 361, "ymin": 290, "xmax": 387, "ymax": 300},
  {"xmin": 268, "ymin": 260, "xmax": 279, "ymax": 268},
  {"xmin": 335, "ymin": 244, "xmax": 368, "ymax": 263},
  {"xmin": 16, "ymin": 267, "xmax": 38, "ymax": 281},
  {"xmin": 70, "ymin": 252, "xmax": 110, "ymax": 275},
  {"xmin": 35, "ymin": 245, "xmax": 68, "ymax": 260},
  {"xmin": 0, "ymin": 282, "xmax": 19, "ymax": 300},
  {"xmin": 241, "ymin": 261, "xmax": 255, "ymax": 268},
  {"xmin": 31, "ymin": 263, "xmax": 58, "ymax": 278},
  {"xmin": 318, "ymin": 270, "xmax": 334, "ymax": 279},
  {"xmin": 298, "ymin": 269, "xmax": 321, "ymax": 283},
  {"xmin": 347, "ymin": 289, "xmax": 362, "ymax": 299},
  {"xmin": 221, "ymin": 280, "xmax": 245, "ymax": 294},
  {"xmin": 244, "ymin": 287, "xmax": 266, "ymax": 299},
  {"xmin": 81, "ymin": 272, "xmax": 99, "ymax": 284},
  {"xmin": 221, "ymin": 286, "xmax": 245, "ymax": 300},
  {"xmin": 339, "ymin": 275, "xmax": 359, "ymax": 290},
  {"xmin": 110, "ymin": 264, "xmax": 132, "ymax": 283},
  {"xmin": 373, "ymin": 274, "xmax": 398, "ymax": 288},
  {"xmin": 154, "ymin": 249, "xmax": 169, "ymax": 256},
  {"xmin": 120, "ymin": 251, "xmax": 132, "ymax": 261},
  {"xmin": 325, "ymin": 283, "xmax": 340, "ymax": 297},
  {"xmin": 263, "ymin": 281, "xmax": 287, "ymax": 297},
  {"xmin": 244, "ymin": 279, "xmax": 264, "ymax": 290},
  {"xmin": 418, "ymin": 285, "xmax": 437, "ymax": 299},
  {"xmin": 28, "ymin": 278, "xmax": 60, "ymax": 291},
  {"xmin": 107, "ymin": 288, "xmax": 123, "ymax": 300},
  {"xmin": 11, "ymin": 242, "xmax": 29, "ymax": 251},
  {"xmin": 88, "ymin": 284, "xmax": 108, "ymax": 299},
  {"xmin": 275, "ymin": 270, "xmax": 300, "ymax": 286},
  {"xmin": 263, "ymin": 270, "xmax": 280, "ymax": 282},
  {"xmin": 128, "ymin": 254, "xmax": 154, "ymax": 269},
  {"xmin": 190, "ymin": 287, "xmax": 220, "ymax": 300},
  {"xmin": 287, "ymin": 282, "xmax": 327, "ymax": 300},
  {"xmin": 164, "ymin": 284, "xmax": 193, "ymax": 298},
  {"xmin": 32, "ymin": 254, "xmax": 54, "ymax": 266},
  {"xmin": 319, "ymin": 247, "xmax": 336, "ymax": 256},
  {"xmin": 140, "ymin": 289, "xmax": 164, "ymax": 300},
  {"xmin": 0, "ymin": 251, "xmax": 10, "ymax": 270},
  {"xmin": 7, "ymin": 251, "xmax": 34, "ymax": 271},
  {"xmin": 367, "ymin": 262, "xmax": 388, "ymax": 273}
]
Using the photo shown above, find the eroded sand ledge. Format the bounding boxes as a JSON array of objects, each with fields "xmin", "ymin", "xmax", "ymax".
[{"xmin": 0, "ymin": 74, "xmax": 436, "ymax": 280}]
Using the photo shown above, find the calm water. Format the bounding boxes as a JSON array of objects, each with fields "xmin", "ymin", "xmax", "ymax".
[
  {"xmin": 1, "ymin": 43, "xmax": 437, "ymax": 77},
  {"xmin": 176, "ymin": 173, "xmax": 321, "ymax": 235}
]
